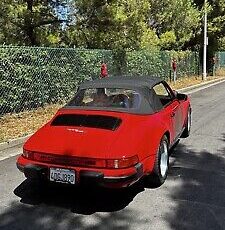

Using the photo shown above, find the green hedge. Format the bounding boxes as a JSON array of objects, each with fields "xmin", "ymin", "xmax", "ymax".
[
  {"xmin": 125, "ymin": 50, "xmax": 199, "ymax": 78},
  {"xmin": 0, "ymin": 46, "xmax": 199, "ymax": 115},
  {"xmin": 0, "ymin": 47, "xmax": 115, "ymax": 114}
]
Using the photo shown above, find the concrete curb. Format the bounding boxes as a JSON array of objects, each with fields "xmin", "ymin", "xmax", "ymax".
[
  {"xmin": 0, "ymin": 134, "xmax": 32, "ymax": 151},
  {"xmin": 1, "ymin": 76, "xmax": 225, "ymax": 152},
  {"xmin": 177, "ymin": 77, "xmax": 225, "ymax": 93}
]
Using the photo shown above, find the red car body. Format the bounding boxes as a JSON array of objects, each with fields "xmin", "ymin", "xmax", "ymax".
[{"xmin": 17, "ymin": 77, "xmax": 191, "ymax": 188}]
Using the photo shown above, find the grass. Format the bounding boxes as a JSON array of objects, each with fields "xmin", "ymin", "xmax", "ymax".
[
  {"xmin": 0, "ymin": 104, "xmax": 62, "ymax": 143},
  {"xmin": 0, "ymin": 75, "xmax": 224, "ymax": 143},
  {"xmin": 169, "ymin": 75, "xmax": 218, "ymax": 90},
  {"xmin": 215, "ymin": 68, "xmax": 225, "ymax": 77}
]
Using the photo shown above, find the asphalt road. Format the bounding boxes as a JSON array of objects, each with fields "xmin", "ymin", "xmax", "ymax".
[{"xmin": 1, "ymin": 81, "xmax": 225, "ymax": 230}]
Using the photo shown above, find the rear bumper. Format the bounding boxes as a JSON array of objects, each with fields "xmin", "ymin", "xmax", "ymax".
[{"xmin": 16, "ymin": 161, "xmax": 143, "ymax": 188}]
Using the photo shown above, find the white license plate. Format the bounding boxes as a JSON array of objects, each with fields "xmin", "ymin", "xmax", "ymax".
[{"xmin": 50, "ymin": 168, "xmax": 75, "ymax": 184}]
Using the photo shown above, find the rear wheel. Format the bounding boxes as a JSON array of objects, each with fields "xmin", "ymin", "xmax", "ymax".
[
  {"xmin": 145, "ymin": 135, "xmax": 169, "ymax": 187},
  {"xmin": 181, "ymin": 108, "xmax": 191, "ymax": 138}
]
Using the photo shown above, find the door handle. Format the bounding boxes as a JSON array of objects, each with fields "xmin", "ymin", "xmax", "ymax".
[
  {"xmin": 171, "ymin": 105, "xmax": 178, "ymax": 117},
  {"xmin": 171, "ymin": 111, "xmax": 176, "ymax": 117},
  {"xmin": 172, "ymin": 105, "xmax": 178, "ymax": 111}
]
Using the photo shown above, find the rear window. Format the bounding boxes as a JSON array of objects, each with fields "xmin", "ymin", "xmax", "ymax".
[
  {"xmin": 67, "ymin": 88, "xmax": 141, "ymax": 109},
  {"xmin": 51, "ymin": 114, "xmax": 122, "ymax": 131}
]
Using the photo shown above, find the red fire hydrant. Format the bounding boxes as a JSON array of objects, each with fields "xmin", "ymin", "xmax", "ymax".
[
  {"xmin": 100, "ymin": 62, "xmax": 108, "ymax": 78},
  {"xmin": 172, "ymin": 59, "xmax": 177, "ymax": 82}
]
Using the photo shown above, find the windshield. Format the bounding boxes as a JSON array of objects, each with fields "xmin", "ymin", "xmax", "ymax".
[{"xmin": 67, "ymin": 88, "xmax": 141, "ymax": 109}]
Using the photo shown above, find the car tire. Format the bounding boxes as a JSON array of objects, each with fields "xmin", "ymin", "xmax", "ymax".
[
  {"xmin": 181, "ymin": 108, "xmax": 191, "ymax": 138},
  {"xmin": 145, "ymin": 135, "xmax": 169, "ymax": 187}
]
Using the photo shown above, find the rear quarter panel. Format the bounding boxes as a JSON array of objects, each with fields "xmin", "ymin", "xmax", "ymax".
[{"xmin": 111, "ymin": 113, "xmax": 171, "ymax": 174}]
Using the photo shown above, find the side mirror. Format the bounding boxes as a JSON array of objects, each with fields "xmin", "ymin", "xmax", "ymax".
[{"xmin": 176, "ymin": 92, "xmax": 187, "ymax": 101}]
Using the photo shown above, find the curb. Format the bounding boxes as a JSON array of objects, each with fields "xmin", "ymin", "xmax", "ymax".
[
  {"xmin": 0, "ymin": 134, "xmax": 32, "ymax": 151},
  {"xmin": 1, "ymin": 76, "xmax": 225, "ymax": 152},
  {"xmin": 177, "ymin": 77, "xmax": 225, "ymax": 93}
]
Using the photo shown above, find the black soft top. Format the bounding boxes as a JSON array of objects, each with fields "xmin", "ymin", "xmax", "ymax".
[
  {"xmin": 79, "ymin": 76, "xmax": 162, "ymax": 90},
  {"xmin": 63, "ymin": 76, "xmax": 165, "ymax": 115}
]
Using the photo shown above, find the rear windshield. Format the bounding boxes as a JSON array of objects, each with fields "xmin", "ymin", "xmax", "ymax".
[
  {"xmin": 51, "ymin": 114, "xmax": 122, "ymax": 131},
  {"xmin": 67, "ymin": 88, "xmax": 141, "ymax": 109}
]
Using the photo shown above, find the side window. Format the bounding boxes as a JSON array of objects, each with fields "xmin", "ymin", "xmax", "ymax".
[{"xmin": 153, "ymin": 82, "xmax": 174, "ymax": 106}]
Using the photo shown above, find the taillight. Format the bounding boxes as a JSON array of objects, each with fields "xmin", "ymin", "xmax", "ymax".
[
  {"xmin": 22, "ymin": 149, "xmax": 34, "ymax": 159},
  {"xmin": 106, "ymin": 155, "xmax": 139, "ymax": 169},
  {"xmin": 22, "ymin": 150, "xmax": 139, "ymax": 169}
]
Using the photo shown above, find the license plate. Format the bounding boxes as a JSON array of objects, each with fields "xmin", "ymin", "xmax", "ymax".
[{"xmin": 50, "ymin": 168, "xmax": 75, "ymax": 184}]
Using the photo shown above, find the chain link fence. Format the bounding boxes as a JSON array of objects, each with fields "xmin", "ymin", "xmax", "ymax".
[
  {"xmin": 216, "ymin": 52, "xmax": 225, "ymax": 68},
  {"xmin": 124, "ymin": 50, "xmax": 200, "ymax": 79},
  {"xmin": 0, "ymin": 46, "xmax": 200, "ymax": 116}
]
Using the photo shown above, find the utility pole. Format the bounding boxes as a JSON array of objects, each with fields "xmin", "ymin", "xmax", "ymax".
[{"xmin": 203, "ymin": 0, "xmax": 207, "ymax": 80}]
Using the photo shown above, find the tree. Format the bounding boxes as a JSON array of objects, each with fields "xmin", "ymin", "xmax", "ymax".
[
  {"xmin": 67, "ymin": 0, "xmax": 158, "ymax": 50},
  {"xmin": 0, "ymin": 0, "xmax": 70, "ymax": 46},
  {"xmin": 149, "ymin": 0, "xmax": 200, "ymax": 50},
  {"xmin": 218, "ymin": 37, "xmax": 225, "ymax": 51},
  {"xmin": 185, "ymin": 0, "xmax": 225, "ymax": 71}
]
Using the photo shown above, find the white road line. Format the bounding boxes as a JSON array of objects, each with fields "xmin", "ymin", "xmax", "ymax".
[{"xmin": 0, "ymin": 152, "xmax": 20, "ymax": 161}]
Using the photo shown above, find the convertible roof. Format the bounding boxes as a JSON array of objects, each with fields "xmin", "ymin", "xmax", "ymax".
[
  {"xmin": 79, "ymin": 76, "xmax": 162, "ymax": 90},
  {"xmin": 64, "ymin": 76, "xmax": 165, "ymax": 115}
]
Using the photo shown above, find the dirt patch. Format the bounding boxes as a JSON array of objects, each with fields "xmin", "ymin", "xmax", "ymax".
[
  {"xmin": 0, "ymin": 104, "xmax": 61, "ymax": 143},
  {"xmin": 170, "ymin": 75, "xmax": 220, "ymax": 90}
]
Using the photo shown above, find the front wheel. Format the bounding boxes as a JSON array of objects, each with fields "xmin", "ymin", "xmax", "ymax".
[{"xmin": 145, "ymin": 135, "xmax": 169, "ymax": 187}]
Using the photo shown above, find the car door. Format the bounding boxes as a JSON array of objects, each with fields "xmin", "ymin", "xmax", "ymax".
[{"xmin": 152, "ymin": 82, "xmax": 183, "ymax": 143}]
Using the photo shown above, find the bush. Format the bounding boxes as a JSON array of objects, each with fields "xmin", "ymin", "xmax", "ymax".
[{"xmin": 0, "ymin": 46, "xmax": 199, "ymax": 115}]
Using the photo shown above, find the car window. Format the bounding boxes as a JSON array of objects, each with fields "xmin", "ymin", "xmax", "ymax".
[
  {"xmin": 153, "ymin": 82, "xmax": 174, "ymax": 106},
  {"xmin": 67, "ymin": 88, "xmax": 141, "ymax": 109}
]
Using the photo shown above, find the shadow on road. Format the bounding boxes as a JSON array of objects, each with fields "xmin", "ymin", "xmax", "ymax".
[
  {"xmin": 0, "ymin": 181, "xmax": 145, "ymax": 230},
  {"xmin": 13, "ymin": 179, "xmax": 145, "ymax": 214},
  {"xmin": 165, "ymin": 135, "xmax": 225, "ymax": 230},
  {"xmin": 0, "ymin": 201, "xmax": 139, "ymax": 230},
  {"xmin": 1, "ymin": 135, "xmax": 225, "ymax": 230}
]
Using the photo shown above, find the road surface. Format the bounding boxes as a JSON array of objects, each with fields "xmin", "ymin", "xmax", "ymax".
[{"xmin": 0, "ymin": 81, "xmax": 225, "ymax": 230}]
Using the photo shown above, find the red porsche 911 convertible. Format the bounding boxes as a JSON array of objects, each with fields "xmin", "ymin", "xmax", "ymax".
[{"xmin": 17, "ymin": 77, "xmax": 191, "ymax": 188}]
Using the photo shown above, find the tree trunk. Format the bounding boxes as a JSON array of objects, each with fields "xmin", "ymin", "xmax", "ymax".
[{"xmin": 25, "ymin": 0, "xmax": 39, "ymax": 46}]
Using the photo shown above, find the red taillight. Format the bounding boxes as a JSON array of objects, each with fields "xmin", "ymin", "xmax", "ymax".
[
  {"xmin": 106, "ymin": 155, "xmax": 139, "ymax": 169},
  {"xmin": 32, "ymin": 152, "xmax": 107, "ymax": 168},
  {"xmin": 22, "ymin": 150, "xmax": 139, "ymax": 169},
  {"xmin": 22, "ymin": 149, "xmax": 34, "ymax": 159}
]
